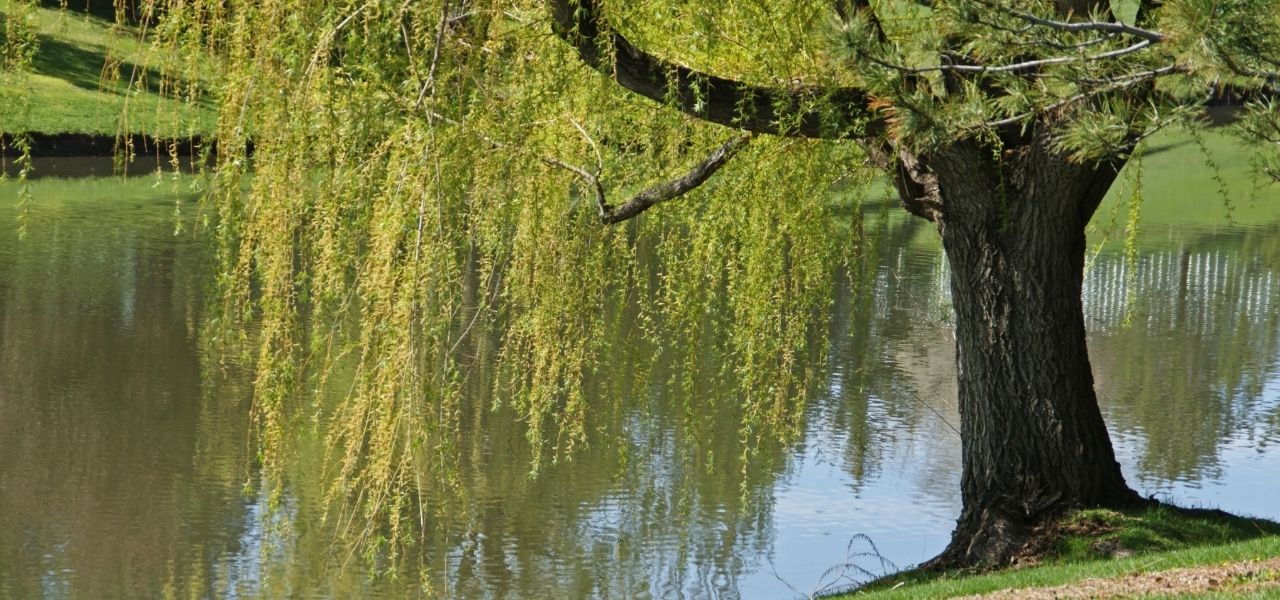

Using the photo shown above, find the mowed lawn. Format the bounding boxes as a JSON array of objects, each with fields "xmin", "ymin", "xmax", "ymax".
[
  {"xmin": 0, "ymin": 1, "xmax": 215, "ymax": 136},
  {"xmin": 834, "ymin": 507, "xmax": 1280, "ymax": 599}
]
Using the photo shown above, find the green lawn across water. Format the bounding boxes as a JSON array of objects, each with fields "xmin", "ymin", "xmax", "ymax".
[{"xmin": 0, "ymin": 1, "xmax": 215, "ymax": 136}]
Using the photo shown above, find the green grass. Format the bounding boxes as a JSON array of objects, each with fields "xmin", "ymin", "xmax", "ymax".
[
  {"xmin": 0, "ymin": 1, "xmax": 215, "ymax": 136},
  {"xmin": 850, "ymin": 127, "xmax": 1280, "ymax": 257},
  {"xmin": 1091, "ymin": 129, "xmax": 1280, "ymax": 239},
  {"xmin": 831, "ymin": 505, "xmax": 1280, "ymax": 599}
]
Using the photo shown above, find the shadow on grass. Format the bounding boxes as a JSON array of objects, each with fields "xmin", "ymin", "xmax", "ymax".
[
  {"xmin": 35, "ymin": 34, "xmax": 167, "ymax": 95},
  {"xmin": 1051, "ymin": 505, "xmax": 1280, "ymax": 561},
  {"xmin": 0, "ymin": 15, "xmax": 207, "ymax": 105},
  {"xmin": 38, "ymin": 0, "xmax": 146, "ymax": 25},
  {"xmin": 838, "ymin": 503, "xmax": 1280, "ymax": 598}
]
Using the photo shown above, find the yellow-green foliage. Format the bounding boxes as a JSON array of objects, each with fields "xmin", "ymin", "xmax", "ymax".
[
  {"xmin": 1, "ymin": 0, "xmax": 38, "ymax": 235},
  {"xmin": 121, "ymin": 0, "xmax": 867, "ymax": 569}
]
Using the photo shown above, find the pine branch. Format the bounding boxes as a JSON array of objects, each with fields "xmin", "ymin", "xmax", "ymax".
[
  {"xmin": 1006, "ymin": 31, "xmax": 1119, "ymax": 52},
  {"xmin": 976, "ymin": 0, "xmax": 1167, "ymax": 42},
  {"xmin": 1076, "ymin": 63, "xmax": 1183, "ymax": 85},
  {"xmin": 985, "ymin": 64, "xmax": 1183, "ymax": 128},
  {"xmin": 868, "ymin": 38, "xmax": 1155, "ymax": 75}
]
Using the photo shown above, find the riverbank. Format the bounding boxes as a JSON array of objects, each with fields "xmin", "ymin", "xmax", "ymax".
[
  {"xmin": 0, "ymin": 2, "xmax": 215, "ymax": 156},
  {"xmin": 834, "ymin": 505, "xmax": 1280, "ymax": 599},
  {"xmin": 1, "ymin": 132, "xmax": 215, "ymax": 158}
]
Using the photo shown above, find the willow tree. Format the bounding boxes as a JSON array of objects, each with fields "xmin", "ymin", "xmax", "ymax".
[
  {"xmin": 540, "ymin": 0, "xmax": 1280, "ymax": 566},
  {"xmin": 119, "ymin": 0, "xmax": 1280, "ymax": 573}
]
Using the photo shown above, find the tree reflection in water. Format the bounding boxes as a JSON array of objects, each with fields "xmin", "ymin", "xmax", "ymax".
[{"xmin": 1, "ymin": 178, "xmax": 1278, "ymax": 598}]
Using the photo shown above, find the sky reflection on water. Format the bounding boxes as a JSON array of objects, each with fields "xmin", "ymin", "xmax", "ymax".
[{"xmin": 1, "ymin": 163, "xmax": 1278, "ymax": 599}]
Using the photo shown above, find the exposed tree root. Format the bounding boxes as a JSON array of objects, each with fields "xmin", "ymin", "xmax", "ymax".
[{"xmin": 923, "ymin": 492, "xmax": 1151, "ymax": 571}]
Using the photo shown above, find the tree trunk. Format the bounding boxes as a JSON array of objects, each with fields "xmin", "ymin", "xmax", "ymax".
[{"xmin": 923, "ymin": 136, "xmax": 1143, "ymax": 567}]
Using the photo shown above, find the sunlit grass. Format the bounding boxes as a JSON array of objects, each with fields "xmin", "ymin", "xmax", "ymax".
[
  {"xmin": 831, "ymin": 505, "xmax": 1280, "ymax": 599},
  {"xmin": 0, "ymin": 2, "xmax": 215, "ymax": 135},
  {"xmin": 1098, "ymin": 130, "xmax": 1280, "ymax": 232}
]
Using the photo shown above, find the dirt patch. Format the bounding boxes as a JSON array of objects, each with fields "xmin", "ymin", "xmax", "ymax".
[{"xmin": 954, "ymin": 557, "xmax": 1280, "ymax": 599}]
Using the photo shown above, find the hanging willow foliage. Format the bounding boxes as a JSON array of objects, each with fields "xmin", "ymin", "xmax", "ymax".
[
  {"xmin": 108, "ymin": 0, "xmax": 870, "ymax": 567},
  {"xmin": 0, "ymin": 0, "xmax": 39, "ymax": 236}
]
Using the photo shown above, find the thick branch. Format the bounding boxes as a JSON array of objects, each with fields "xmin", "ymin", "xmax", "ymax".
[{"xmin": 548, "ymin": 0, "xmax": 883, "ymax": 139}]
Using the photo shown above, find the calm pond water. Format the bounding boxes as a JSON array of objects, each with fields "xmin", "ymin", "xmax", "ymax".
[{"xmin": 2, "ymin": 141, "xmax": 1279, "ymax": 599}]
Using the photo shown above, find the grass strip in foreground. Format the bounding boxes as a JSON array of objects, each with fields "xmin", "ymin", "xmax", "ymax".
[{"xmin": 834, "ymin": 505, "xmax": 1280, "ymax": 599}]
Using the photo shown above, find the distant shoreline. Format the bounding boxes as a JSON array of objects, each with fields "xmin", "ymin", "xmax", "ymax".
[{"xmin": 1, "ymin": 133, "xmax": 232, "ymax": 159}]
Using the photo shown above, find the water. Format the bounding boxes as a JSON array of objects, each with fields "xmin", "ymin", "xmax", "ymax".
[
  {"xmin": 2, "ymin": 147, "xmax": 1279, "ymax": 599},
  {"xmin": 0, "ymin": 172, "xmax": 257, "ymax": 598}
]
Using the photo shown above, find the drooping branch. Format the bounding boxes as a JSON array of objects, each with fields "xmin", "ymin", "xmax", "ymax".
[
  {"xmin": 547, "ymin": 0, "xmax": 883, "ymax": 140},
  {"xmin": 545, "ymin": 134, "xmax": 753, "ymax": 224}
]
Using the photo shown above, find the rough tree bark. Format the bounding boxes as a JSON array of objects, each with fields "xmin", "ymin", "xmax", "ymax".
[{"xmin": 920, "ymin": 132, "xmax": 1144, "ymax": 566}]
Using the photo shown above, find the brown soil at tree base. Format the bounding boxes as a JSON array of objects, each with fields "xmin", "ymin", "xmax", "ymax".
[
  {"xmin": 924, "ymin": 494, "xmax": 1150, "ymax": 570},
  {"xmin": 954, "ymin": 557, "xmax": 1280, "ymax": 599},
  {"xmin": 1008, "ymin": 509, "xmax": 1142, "ymax": 566}
]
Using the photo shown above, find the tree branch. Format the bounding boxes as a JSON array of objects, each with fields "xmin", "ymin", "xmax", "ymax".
[
  {"xmin": 540, "ymin": 155, "xmax": 608, "ymax": 218},
  {"xmin": 601, "ymin": 134, "xmax": 752, "ymax": 223},
  {"xmin": 869, "ymin": 38, "xmax": 1155, "ymax": 75},
  {"xmin": 547, "ymin": 0, "xmax": 883, "ymax": 139},
  {"xmin": 976, "ymin": 0, "xmax": 1167, "ymax": 42},
  {"xmin": 427, "ymin": 105, "xmax": 749, "ymax": 223},
  {"xmin": 980, "ymin": 63, "xmax": 1189, "ymax": 131},
  {"xmin": 1006, "ymin": 31, "xmax": 1119, "ymax": 52},
  {"xmin": 545, "ymin": 135, "xmax": 754, "ymax": 224},
  {"xmin": 1077, "ymin": 63, "xmax": 1183, "ymax": 85}
]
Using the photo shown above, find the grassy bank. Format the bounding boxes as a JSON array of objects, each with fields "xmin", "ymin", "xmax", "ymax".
[
  {"xmin": 833, "ymin": 506, "xmax": 1280, "ymax": 599},
  {"xmin": 0, "ymin": 1, "xmax": 214, "ymax": 137}
]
